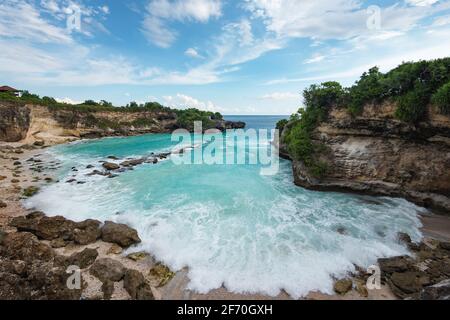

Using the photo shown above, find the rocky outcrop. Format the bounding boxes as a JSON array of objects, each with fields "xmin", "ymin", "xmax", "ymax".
[
  {"xmin": 0, "ymin": 101, "xmax": 245, "ymax": 146},
  {"xmin": 101, "ymin": 221, "xmax": 141, "ymax": 248},
  {"xmin": 280, "ymin": 102, "xmax": 450, "ymax": 213},
  {"xmin": 0, "ymin": 102, "xmax": 30, "ymax": 142}
]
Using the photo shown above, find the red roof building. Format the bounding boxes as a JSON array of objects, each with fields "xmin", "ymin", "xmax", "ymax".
[{"xmin": 0, "ymin": 86, "xmax": 21, "ymax": 96}]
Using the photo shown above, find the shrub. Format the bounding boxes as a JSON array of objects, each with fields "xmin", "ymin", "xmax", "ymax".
[
  {"xmin": 395, "ymin": 81, "xmax": 430, "ymax": 123},
  {"xmin": 432, "ymin": 82, "xmax": 450, "ymax": 114},
  {"xmin": 276, "ymin": 119, "xmax": 288, "ymax": 131}
]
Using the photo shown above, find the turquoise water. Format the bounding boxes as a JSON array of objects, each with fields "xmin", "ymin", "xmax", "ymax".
[{"xmin": 25, "ymin": 115, "xmax": 424, "ymax": 298}]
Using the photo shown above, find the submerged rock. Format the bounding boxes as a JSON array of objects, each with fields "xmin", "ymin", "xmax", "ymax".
[
  {"xmin": 149, "ymin": 263, "xmax": 175, "ymax": 287},
  {"xmin": 101, "ymin": 221, "xmax": 141, "ymax": 248},
  {"xmin": 102, "ymin": 162, "xmax": 120, "ymax": 170}
]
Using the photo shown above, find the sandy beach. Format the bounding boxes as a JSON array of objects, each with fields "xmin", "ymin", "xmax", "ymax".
[{"xmin": 1, "ymin": 140, "xmax": 449, "ymax": 300}]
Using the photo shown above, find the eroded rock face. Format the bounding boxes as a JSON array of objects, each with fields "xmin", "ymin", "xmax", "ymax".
[
  {"xmin": 0, "ymin": 103, "xmax": 30, "ymax": 142},
  {"xmin": 281, "ymin": 102, "xmax": 450, "ymax": 213},
  {"xmin": 101, "ymin": 221, "xmax": 141, "ymax": 248},
  {"xmin": 420, "ymin": 279, "xmax": 450, "ymax": 300}
]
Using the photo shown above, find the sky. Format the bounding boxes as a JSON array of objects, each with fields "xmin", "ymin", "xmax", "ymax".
[{"xmin": 0, "ymin": 0, "xmax": 450, "ymax": 115}]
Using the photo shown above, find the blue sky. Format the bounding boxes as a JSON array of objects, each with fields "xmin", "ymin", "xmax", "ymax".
[{"xmin": 1, "ymin": 0, "xmax": 450, "ymax": 115}]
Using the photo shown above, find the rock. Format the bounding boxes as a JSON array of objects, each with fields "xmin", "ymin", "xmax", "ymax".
[
  {"xmin": 10, "ymin": 214, "xmax": 77, "ymax": 241},
  {"xmin": 73, "ymin": 219, "xmax": 101, "ymax": 245},
  {"xmin": 106, "ymin": 244, "xmax": 123, "ymax": 255},
  {"xmin": 66, "ymin": 179, "xmax": 76, "ymax": 183},
  {"xmin": 50, "ymin": 238, "xmax": 67, "ymax": 248},
  {"xmin": 397, "ymin": 232, "xmax": 412, "ymax": 244},
  {"xmin": 120, "ymin": 158, "xmax": 145, "ymax": 167},
  {"xmin": 123, "ymin": 269, "xmax": 154, "ymax": 300},
  {"xmin": 333, "ymin": 279, "xmax": 353, "ymax": 295},
  {"xmin": 13, "ymin": 161, "xmax": 21, "ymax": 166},
  {"xmin": 11, "ymin": 179, "xmax": 19, "ymax": 183},
  {"xmin": 69, "ymin": 248, "xmax": 98, "ymax": 269},
  {"xmin": 0, "ymin": 200, "xmax": 7, "ymax": 208},
  {"xmin": 439, "ymin": 242, "xmax": 450, "ymax": 251},
  {"xmin": 33, "ymin": 140, "xmax": 45, "ymax": 147},
  {"xmin": 1, "ymin": 232, "xmax": 54, "ymax": 262},
  {"xmin": 107, "ymin": 156, "xmax": 119, "ymax": 160},
  {"xmin": 22, "ymin": 186, "xmax": 39, "ymax": 197},
  {"xmin": 86, "ymin": 164, "xmax": 94, "ymax": 169},
  {"xmin": 378, "ymin": 256, "xmax": 413, "ymax": 274},
  {"xmin": 101, "ymin": 280, "xmax": 115, "ymax": 300},
  {"xmin": 389, "ymin": 271, "xmax": 430, "ymax": 298},
  {"xmin": 0, "ymin": 175, "xmax": 6, "ymax": 181},
  {"xmin": 90, "ymin": 258, "xmax": 125, "ymax": 283},
  {"xmin": 149, "ymin": 263, "xmax": 175, "ymax": 287},
  {"xmin": 101, "ymin": 221, "xmax": 141, "ymax": 248},
  {"xmin": 102, "ymin": 162, "xmax": 120, "ymax": 170},
  {"xmin": 355, "ymin": 280, "xmax": 369, "ymax": 297},
  {"xmin": 126, "ymin": 251, "xmax": 149, "ymax": 262},
  {"xmin": 420, "ymin": 279, "xmax": 450, "ymax": 300}
]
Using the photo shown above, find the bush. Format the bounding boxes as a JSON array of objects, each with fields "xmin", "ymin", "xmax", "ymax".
[
  {"xmin": 432, "ymin": 82, "xmax": 450, "ymax": 114},
  {"xmin": 276, "ymin": 119, "xmax": 288, "ymax": 131},
  {"xmin": 395, "ymin": 82, "xmax": 430, "ymax": 123}
]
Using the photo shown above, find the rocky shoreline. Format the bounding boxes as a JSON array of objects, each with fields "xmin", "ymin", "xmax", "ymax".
[{"xmin": 1, "ymin": 142, "xmax": 450, "ymax": 300}]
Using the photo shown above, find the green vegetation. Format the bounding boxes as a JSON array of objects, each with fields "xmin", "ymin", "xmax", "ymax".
[
  {"xmin": 175, "ymin": 108, "xmax": 218, "ymax": 131},
  {"xmin": 432, "ymin": 81, "xmax": 450, "ymax": 114},
  {"xmin": 22, "ymin": 186, "xmax": 39, "ymax": 198},
  {"xmin": 0, "ymin": 91, "xmax": 224, "ymax": 130},
  {"xmin": 281, "ymin": 58, "xmax": 450, "ymax": 179},
  {"xmin": 281, "ymin": 82, "xmax": 342, "ymax": 178}
]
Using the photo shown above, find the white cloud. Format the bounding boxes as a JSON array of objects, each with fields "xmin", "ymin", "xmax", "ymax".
[
  {"xmin": 141, "ymin": 16, "xmax": 177, "ymax": 48},
  {"xmin": 142, "ymin": 0, "xmax": 222, "ymax": 48},
  {"xmin": 304, "ymin": 55, "xmax": 326, "ymax": 64},
  {"xmin": 244, "ymin": 0, "xmax": 444, "ymax": 43},
  {"xmin": 185, "ymin": 48, "xmax": 204, "ymax": 59},
  {"xmin": 55, "ymin": 97, "xmax": 83, "ymax": 104},
  {"xmin": 163, "ymin": 94, "xmax": 223, "ymax": 112},
  {"xmin": 405, "ymin": 0, "xmax": 440, "ymax": 6},
  {"xmin": 260, "ymin": 92, "xmax": 299, "ymax": 100},
  {"xmin": 0, "ymin": 0, "xmax": 72, "ymax": 43}
]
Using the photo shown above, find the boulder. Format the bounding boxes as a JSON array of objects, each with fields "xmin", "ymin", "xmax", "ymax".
[
  {"xmin": 120, "ymin": 159, "xmax": 145, "ymax": 167},
  {"xmin": 123, "ymin": 269, "xmax": 154, "ymax": 300},
  {"xmin": 102, "ymin": 162, "xmax": 120, "ymax": 170},
  {"xmin": 101, "ymin": 221, "xmax": 141, "ymax": 248},
  {"xmin": 106, "ymin": 244, "xmax": 123, "ymax": 255},
  {"xmin": 126, "ymin": 251, "xmax": 149, "ymax": 262},
  {"xmin": 73, "ymin": 219, "xmax": 101, "ymax": 245},
  {"xmin": 378, "ymin": 256, "xmax": 413, "ymax": 275},
  {"xmin": 333, "ymin": 279, "xmax": 353, "ymax": 295},
  {"xmin": 90, "ymin": 258, "xmax": 125, "ymax": 283},
  {"xmin": 1, "ymin": 232, "xmax": 54, "ymax": 262},
  {"xmin": 388, "ymin": 271, "xmax": 430, "ymax": 298},
  {"xmin": 397, "ymin": 232, "xmax": 412, "ymax": 244},
  {"xmin": 101, "ymin": 280, "xmax": 115, "ymax": 300},
  {"xmin": 68, "ymin": 248, "xmax": 98, "ymax": 269},
  {"xmin": 10, "ymin": 214, "xmax": 77, "ymax": 241},
  {"xmin": 50, "ymin": 238, "xmax": 67, "ymax": 248},
  {"xmin": 420, "ymin": 279, "xmax": 450, "ymax": 300}
]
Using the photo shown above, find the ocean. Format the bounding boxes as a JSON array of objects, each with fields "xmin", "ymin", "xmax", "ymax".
[{"xmin": 24, "ymin": 115, "xmax": 423, "ymax": 298}]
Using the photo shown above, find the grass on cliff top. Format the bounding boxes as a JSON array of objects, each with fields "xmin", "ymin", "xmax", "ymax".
[{"xmin": 277, "ymin": 57, "xmax": 450, "ymax": 179}]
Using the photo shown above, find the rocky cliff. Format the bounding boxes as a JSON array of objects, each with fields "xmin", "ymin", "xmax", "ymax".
[
  {"xmin": 0, "ymin": 101, "xmax": 244, "ymax": 145},
  {"xmin": 280, "ymin": 102, "xmax": 450, "ymax": 213}
]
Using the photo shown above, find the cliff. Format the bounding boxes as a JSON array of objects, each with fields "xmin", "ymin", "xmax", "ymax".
[
  {"xmin": 279, "ymin": 102, "xmax": 450, "ymax": 213},
  {"xmin": 0, "ymin": 101, "xmax": 245, "ymax": 145}
]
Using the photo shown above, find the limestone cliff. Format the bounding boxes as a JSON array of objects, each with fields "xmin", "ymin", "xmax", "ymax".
[
  {"xmin": 0, "ymin": 101, "xmax": 244, "ymax": 145},
  {"xmin": 280, "ymin": 102, "xmax": 450, "ymax": 213}
]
